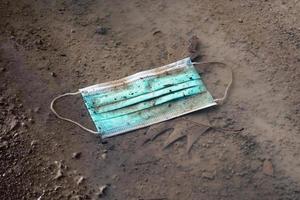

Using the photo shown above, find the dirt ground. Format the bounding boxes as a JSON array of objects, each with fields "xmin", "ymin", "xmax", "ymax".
[{"xmin": 0, "ymin": 0, "xmax": 300, "ymax": 199}]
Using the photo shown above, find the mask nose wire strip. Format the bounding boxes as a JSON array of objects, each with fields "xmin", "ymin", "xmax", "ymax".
[
  {"xmin": 50, "ymin": 91, "xmax": 99, "ymax": 134},
  {"xmin": 191, "ymin": 62, "xmax": 233, "ymax": 104}
]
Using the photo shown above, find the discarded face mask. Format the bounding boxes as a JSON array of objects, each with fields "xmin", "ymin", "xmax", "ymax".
[{"xmin": 50, "ymin": 57, "xmax": 230, "ymax": 138}]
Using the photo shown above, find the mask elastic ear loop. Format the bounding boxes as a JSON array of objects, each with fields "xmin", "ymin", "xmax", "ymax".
[
  {"xmin": 50, "ymin": 91, "xmax": 99, "ymax": 134},
  {"xmin": 191, "ymin": 61, "xmax": 233, "ymax": 105}
]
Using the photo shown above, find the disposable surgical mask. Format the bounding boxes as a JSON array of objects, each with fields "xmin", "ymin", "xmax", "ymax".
[{"xmin": 50, "ymin": 58, "xmax": 231, "ymax": 138}]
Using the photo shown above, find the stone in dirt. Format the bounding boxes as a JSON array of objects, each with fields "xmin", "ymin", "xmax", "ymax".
[
  {"xmin": 152, "ymin": 30, "xmax": 162, "ymax": 36},
  {"xmin": 0, "ymin": 141, "xmax": 8, "ymax": 150},
  {"xmin": 101, "ymin": 153, "xmax": 107, "ymax": 160},
  {"xmin": 76, "ymin": 176, "xmax": 85, "ymax": 185},
  {"xmin": 263, "ymin": 159, "xmax": 274, "ymax": 176},
  {"xmin": 202, "ymin": 171, "xmax": 215, "ymax": 180},
  {"xmin": 95, "ymin": 26, "xmax": 107, "ymax": 35},
  {"xmin": 28, "ymin": 117, "xmax": 34, "ymax": 124},
  {"xmin": 188, "ymin": 35, "xmax": 200, "ymax": 53},
  {"xmin": 33, "ymin": 107, "xmax": 40, "ymax": 113},
  {"xmin": 54, "ymin": 161, "xmax": 63, "ymax": 180},
  {"xmin": 188, "ymin": 35, "xmax": 201, "ymax": 61},
  {"xmin": 96, "ymin": 185, "xmax": 108, "ymax": 197},
  {"xmin": 72, "ymin": 152, "xmax": 81, "ymax": 159},
  {"xmin": 51, "ymin": 72, "xmax": 57, "ymax": 77},
  {"xmin": 54, "ymin": 168, "xmax": 63, "ymax": 180},
  {"xmin": 30, "ymin": 140, "xmax": 38, "ymax": 147},
  {"xmin": 9, "ymin": 118, "xmax": 19, "ymax": 131}
]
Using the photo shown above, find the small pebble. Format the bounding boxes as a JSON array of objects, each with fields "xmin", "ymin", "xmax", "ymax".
[
  {"xmin": 202, "ymin": 171, "xmax": 215, "ymax": 180},
  {"xmin": 54, "ymin": 161, "xmax": 63, "ymax": 180},
  {"xmin": 72, "ymin": 152, "xmax": 81, "ymax": 159},
  {"xmin": 101, "ymin": 153, "xmax": 107, "ymax": 160},
  {"xmin": 9, "ymin": 118, "xmax": 19, "ymax": 131},
  {"xmin": 114, "ymin": 41, "xmax": 121, "ymax": 47},
  {"xmin": 0, "ymin": 141, "xmax": 8, "ymax": 149},
  {"xmin": 152, "ymin": 30, "xmax": 162, "ymax": 35},
  {"xmin": 54, "ymin": 186, "xmax": 62, "ymax": 191},
  {"xmin": 76, "ymin": 176, "xmax": 85, "ymax": 185},
  {"xmin": 28, "ymin": 118, "xmax": 34, "ymax": 123},
  {"xmin": 263, "ymin": 159, "xmax": 274, "ymax": 176},
  {"xmin": 21, "ymin": 121, "xmax": 27, "ymax": 127},
  {"xmin": 97, "ymin": 185, "xmax": 108, "ymax": 197},
  {"xmin": 34, "ymin": 107, "xmax": 40, "ymax": 113},
  {"xmin": 112, "ymin": 174, "xmax": 119, "ymax": 180},
  {"xmin": 95, "ymin": 26, "xmax": 107, "ymax": 35},
  {"xmin": 31, "ymin": 140, "xmax": 38, "ymax": 146}
]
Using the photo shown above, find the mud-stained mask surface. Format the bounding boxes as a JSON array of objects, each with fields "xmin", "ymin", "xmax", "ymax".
[{"xmin": 80, "ymin": 58, "xmax": 216, "ymax": 138}]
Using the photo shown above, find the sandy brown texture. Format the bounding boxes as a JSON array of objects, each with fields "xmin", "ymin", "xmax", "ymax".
[{"xmin": 0, "ymin": 0, "xmax": 299, "ymax": 199}]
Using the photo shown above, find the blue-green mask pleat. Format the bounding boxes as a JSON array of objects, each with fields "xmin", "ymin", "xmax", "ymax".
[
  {"xmin": 94, "ymin": 79, "xmax": 204, "ymax": 114},
  {"xmin": 95, "ymin": 91, "xmax": 214, "ymax": 135},
  {"xmin": 83, "ymin": 66, "xmax": 200, "ymax": 108},
  {"xmin": 94, "ymin": 85, "xmax": 204, "ymax": 120}
]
